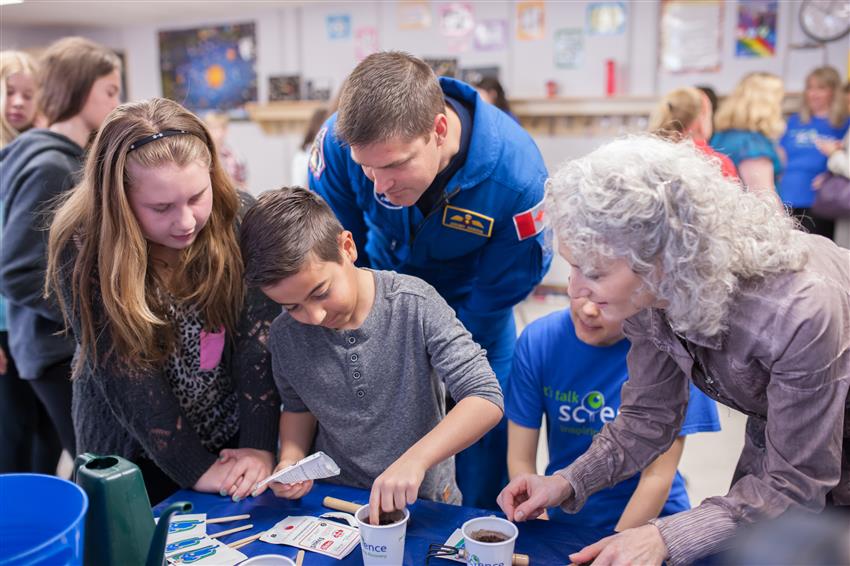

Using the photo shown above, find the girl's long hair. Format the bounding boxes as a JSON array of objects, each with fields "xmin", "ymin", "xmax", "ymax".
[
  {"xmin": 715, "ymin": 72, "xmax": 785, "ymax": 139},
  {"xmin": 47, "ymin": 97, "xmax": 244, "ymax": 374}
]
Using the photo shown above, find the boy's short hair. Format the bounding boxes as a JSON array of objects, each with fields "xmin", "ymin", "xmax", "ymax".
[
  {"xmin": 240, "ymin": 187, "xmax": 344, "ymax": 287},
  {"xmin": 335, "ymin": 51, "xmax": 445, "ymax": 147}
]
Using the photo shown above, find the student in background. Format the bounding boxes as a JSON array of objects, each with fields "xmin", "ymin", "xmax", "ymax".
[
  {"xmin": 475, "ymin": 77, "xmax": 519, "ymax": 123},
  {"xmin": 239, "ymin": 187, "xmax": 503, "ymax": 524},
  {"xmin": 779, "ymin": 66, "xmax": 849, "ymax": 239},
  {"xmin": 650, "ymin": 86, "xmax": 737, "ymax": 178},
  {"xmin": 1, "ymin": 37, "xmax": 122, "ymax": 466},
  {"xmin": 291, "ymin": 107, "xmax": 327, "ymax": 188},
  {"xmin": 46, "ymin": 98, "xmax": 280, "ymax": 504},
  {"xmin": 204, "ymin": 111, "xmax": 247, "ymax": 190},
  {"xmin": 712, "ymin": 72, "xmax": 785, "ymax": 198},
  {"xmin": 506, "ymin": 295, "xmax": 720, "ymax": 532},
  {"xmin": 0, "ymin": 49, "xmax": 63, "ymax": 474}
]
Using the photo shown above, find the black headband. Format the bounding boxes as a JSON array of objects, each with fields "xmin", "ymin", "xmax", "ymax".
[{"xmin": 128, "ymin": 129, "xmax": 193, "ymax": 152}]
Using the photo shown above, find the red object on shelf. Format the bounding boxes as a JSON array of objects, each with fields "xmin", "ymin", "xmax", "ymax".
[
  {"xmin": 605, "ymin": 59, "xmax": 616, "ymax": 96},
  {"xmin": 545, "ymin": 80, "xmax": 559, "ymax": 98}
]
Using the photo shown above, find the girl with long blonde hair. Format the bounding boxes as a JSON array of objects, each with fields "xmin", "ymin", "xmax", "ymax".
[
  {"xmin": 779, "ymin": 66, "xmax": 850, "ymax": 239},
  {"xmin": 650, "ymin": 86, "xmax": 737, "ymax": 178},
  {"xmin": 46, "ymin": 97, "xmax": 280, "ymax": 504},
  {"xmin": 712, "ymin": 72, "xmax": 785, "ymax": 195},
  {"xmin": 0, "ymin": 50, "xmax": 38, "ymax": 149}
]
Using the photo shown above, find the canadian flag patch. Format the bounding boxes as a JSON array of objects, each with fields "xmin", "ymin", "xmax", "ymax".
[{"xmin": 512, "ymin": 200, "xmax": 545, "ymax": 241}]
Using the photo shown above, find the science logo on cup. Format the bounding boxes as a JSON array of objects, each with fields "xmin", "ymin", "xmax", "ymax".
[{"xmin": 468, "ymin": 554, "xmax": 505, "ymax": 566}]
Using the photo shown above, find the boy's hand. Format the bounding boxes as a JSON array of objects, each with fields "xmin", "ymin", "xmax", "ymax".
[
  {"xmin": 368, "ymin": 457, "xmax": 425, "ymax": 525},
  {"xmin": 497, "ymin": 473, "xmax": 573, "ymax": 522},
  {"xmin": 218, "ymin": 448, "xmax": 274, "ymax": 500},
  {"xmin": 268, "ymin": 458, "xmax": 314, "ymax": 500}
]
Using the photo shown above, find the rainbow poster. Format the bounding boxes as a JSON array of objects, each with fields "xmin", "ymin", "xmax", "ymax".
[
  {"xmin": 159, "ymin": 23, "xmax": 257, "ymax": 119},
  {"xmin": 736, "ymin": 0, "xmax": 777, "ymax": 58}
]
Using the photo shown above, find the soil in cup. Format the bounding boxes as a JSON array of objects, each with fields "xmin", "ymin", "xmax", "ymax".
[
  {"xmin": 371, "ymin": 509, "xmax": 405, "ymax": 526},
  {"xmin": 469, "ymin": 529, "xmax": 509, "ymax": 543}
]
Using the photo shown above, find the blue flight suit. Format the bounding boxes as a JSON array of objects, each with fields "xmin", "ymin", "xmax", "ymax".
[{"xmin": 309, "ymin": 77, "xmax": 551, "ymax": 509}]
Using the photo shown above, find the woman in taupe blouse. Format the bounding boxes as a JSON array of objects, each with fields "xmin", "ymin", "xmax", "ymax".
[{"xmin": 498, "ymin": 135, "xmax": 850, "ymax": 565}]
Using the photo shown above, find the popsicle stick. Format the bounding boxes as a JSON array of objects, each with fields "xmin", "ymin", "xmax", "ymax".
[
  {"xmin": 207, "ymin": 513, "xmax": 250, "ymax": 524},
  {"xmin": 295, "ymin": 550, "xmax": 305, "ymax": 566},
  {"xmin": 227, "ymin": 531, "xmax": 263, "ymax": 548},
  {"xmin": 322, "ymin": 496, "xmax": 361, "ymax": 514},
  {"xmin": 209, "ymin": 523, "xmax": 253, "ymax": 539}
]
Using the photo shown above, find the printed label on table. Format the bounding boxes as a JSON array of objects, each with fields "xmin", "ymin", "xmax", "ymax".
[{"xmin": 260, "ymin": 515, "xmax": 361, "ymax": 559}]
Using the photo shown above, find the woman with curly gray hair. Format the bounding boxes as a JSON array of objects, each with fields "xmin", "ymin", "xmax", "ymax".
[{"xmin": 498, "ymin": 135, "xmax": 850, "ymax": 565}]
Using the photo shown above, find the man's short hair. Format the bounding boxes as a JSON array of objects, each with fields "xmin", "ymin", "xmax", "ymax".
[
  {"xmin": 240, "ymin": 187, "xmax": 343, "ymax": 287},
  {"xmin": 335, "ymin": 51, "xmax": 445, "ymax": 147}
]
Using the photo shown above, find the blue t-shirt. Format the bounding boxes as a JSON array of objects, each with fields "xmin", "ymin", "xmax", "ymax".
[
  {"xmin": 710, "ymin": 129, "xmax": 782, "ymax": 178},
  {"xmin": 506, "ymin": 309, "xmax": 721, "ymax": 531},
  {"xmin": 779, "ymin": 114, "xmax": 850, "ymax": 208}
]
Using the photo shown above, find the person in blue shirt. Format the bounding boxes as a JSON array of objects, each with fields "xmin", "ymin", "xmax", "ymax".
[
  {"xmin": 308, "ymin": 51, "xmax": 551, "ymax": 509},
  {"xmin": 711, "ymin": 72, "xmax": 785, "ymax": 200},
  {"xmin": 506, "ymin": 296, "xmax": 721, "ymax": 531},
  {"xmin": 779, "ymin": 66, "xmax": 849, "ymax": 240}
]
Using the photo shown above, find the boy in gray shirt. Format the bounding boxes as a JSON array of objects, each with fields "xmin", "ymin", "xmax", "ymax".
[{"xmin": 240, "ymin": 187, "xmax": 503, "ymax": 522}]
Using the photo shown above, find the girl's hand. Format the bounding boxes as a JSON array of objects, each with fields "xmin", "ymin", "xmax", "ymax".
[
  {"xmin": 193, "ymin": 458, "xmax": 237, "ymax": 493},
  {"xmin": 368, "ymin": 457, "xmax": 426, "ymax": 525},
  {"xmin": 497, "ymin": 473, "xmax": 573, "ymax": 522},
  {"xmin": 568, "ymin": 524, "xmax": 668, "ymax": 566},
  {"xmin": 268, "ymin": 458, "xmax": 314, "ymax": 500},
  {"xmin": 218, "ymin": 448, "xmax": 274, "ymax": 500},
  {"xmin": 0, "ymin": 346, "xmax": 7, "ymax": 375}
]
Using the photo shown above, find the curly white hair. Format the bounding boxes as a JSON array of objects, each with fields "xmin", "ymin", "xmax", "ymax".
[{"xmin": 546, "ymin": 135, "xmax": 808, "ymax": 338}]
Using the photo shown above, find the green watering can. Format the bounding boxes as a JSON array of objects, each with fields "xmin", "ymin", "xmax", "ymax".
[{"xmin": 75, "ymin": 453, "xmax": 191, "ymax": 566}]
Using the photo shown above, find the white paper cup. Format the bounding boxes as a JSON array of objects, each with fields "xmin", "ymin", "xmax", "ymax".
[
  {"xmin": 461, "ymin": 516, "xmax": 518, "ymax": 566},
  {"xmin": 239, "ymin": 555, "xmax": 297, "ymax": 566},
  {"xmin": 354, "ymin": 504, "xmax": 410, "ymax": 565}
]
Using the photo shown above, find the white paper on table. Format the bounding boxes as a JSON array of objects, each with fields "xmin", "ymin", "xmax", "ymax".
[
  {"xmin": 164, "ymin": 513, "xmax": 207, "ymax": 544},
  {"xmin": 166, "ymin": 536, "xmax": 246, "ymax": 565},
  {"xmin": 260, "ymin": 515, "xmax": 360, "ymax": 559},
  {"xmin": 441, "ymin": 528, "xmax": 467, "ymax": 563},
  {"xmin": 255, "ymin": 451, "xmax": 341, "ymax": 490}
]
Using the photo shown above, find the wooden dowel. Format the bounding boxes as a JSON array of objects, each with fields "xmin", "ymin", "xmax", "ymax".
[
  {"xmin": 209, "ymin": 523, "xmax": 253, "ymax": 539},
  {"xmin": 322, "ymin": 496, "xmax": 362, "ymax": 514},
  {"xmin": 206, "ymin": 513, "xmax": 250, "ymax": 524},
  {"xmin": 512, "ymin": 552, "xmax": 530, "ymax": 566},
  {"xmin": 227, "ymin": 531, "xmax": 263, "ymax": 548},
  {"xmin": 295, "ymin": 549, "xmax": 305, "ymax": 566}
]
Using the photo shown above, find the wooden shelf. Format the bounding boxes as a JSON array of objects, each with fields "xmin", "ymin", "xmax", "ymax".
[
  {"xmin": 245, "ymin": 100, "xmax": 327, "ymax": 135},
  {"xmin": 245, "ymin": 93, "xmax": 804, "ymax": 137}
]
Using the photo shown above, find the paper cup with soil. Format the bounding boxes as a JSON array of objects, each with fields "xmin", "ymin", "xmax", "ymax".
[
  {"xmin": 354, "ymin": 504, "xmax": 410, "ymax": 565},
  {"xmin": 461, "ymin": 516, "xmax": 518, "ymax": 566}
]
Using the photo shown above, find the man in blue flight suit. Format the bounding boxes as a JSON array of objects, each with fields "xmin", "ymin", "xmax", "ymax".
[{"xmin": 308, "ymin": 51, "xmax": 551, "ymax": 509}]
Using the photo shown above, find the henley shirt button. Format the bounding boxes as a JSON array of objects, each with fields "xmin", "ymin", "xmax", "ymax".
[
  {"xmin": 356, "ymin": 390, "xmax": 365, "ymax": 398},
  {"xmin": 350, "ymin": 354, "xmax": 358, "ymax": 362},
  {"xmin": 347, "ymin": 336, "xmax": 356, "ymax": 345},
  {"xmin": 353, "ymin": 371, "xmax": 361, "ymax": 379}
]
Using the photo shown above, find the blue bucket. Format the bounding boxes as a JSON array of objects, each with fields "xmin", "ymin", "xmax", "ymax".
[{"xmin": 0, "ymin": 474, "xmax": 88, "ymax": 566}]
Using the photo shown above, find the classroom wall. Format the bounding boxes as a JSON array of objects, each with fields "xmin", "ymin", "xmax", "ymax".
[{"xmin": 2, "ymin": 0, "xmax": 847, "ymax": 195}]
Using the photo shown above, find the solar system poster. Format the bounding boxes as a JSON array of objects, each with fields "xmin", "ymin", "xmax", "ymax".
[{"xmin": 159, "ymin": 22, "xmax": 258, "ymax": 119}]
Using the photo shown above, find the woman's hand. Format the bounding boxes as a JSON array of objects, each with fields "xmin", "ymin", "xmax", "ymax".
[
  {"xmin": 497, "ymin": 473, "xmax": 574, "ymax": 521},
  {"xmin": 268, "ymin": 458, "xmax": 314, "ymax": 500},
  {"xmin": 368, "ymin": 456, "xmax": 426, "ymax": 525},
  {"xmin": 218, "ymin": 447, "xmax": 274, "ymax": 500},
  {"xmin": 815, "ymin": 138, "xmax": 841, "ymax": 157},
  {"xmin": 568, "ymin": 524, "xmax": 668, "ymax": 566}
]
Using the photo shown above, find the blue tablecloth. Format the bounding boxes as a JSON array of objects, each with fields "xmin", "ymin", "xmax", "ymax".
[{"xmin": 155, "ymin": 482, "xmax": 613, "ymax": 565}]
